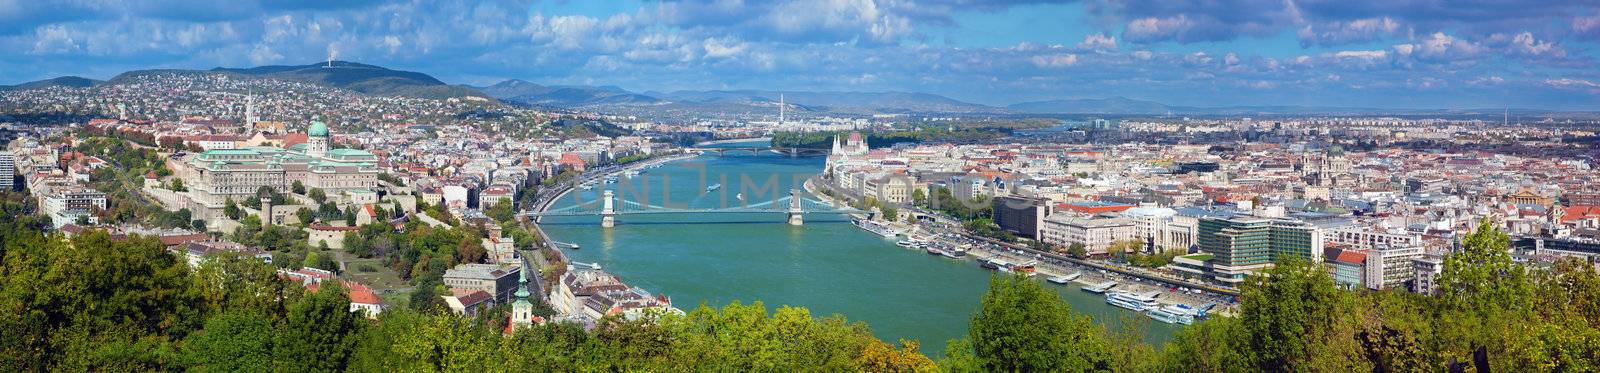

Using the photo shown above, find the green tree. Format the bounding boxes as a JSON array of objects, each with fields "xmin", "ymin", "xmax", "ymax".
[
  {"xmin": 182, "ymin": 311, "xmax": 275, "ymax": 372},
  {"xmin": 911, "ymin": 188, "xmax": 927, "ymax": 207},
  {"xmin": 309, "ymin": 188, "xmax": 326, "ymax": 204},
  {"xmin": 296, "ymin": 208, "xmax": 314, "ymax": 227},
  {"xmin": 291, "ymin": 181, "xmax": 305, "ymax": 195},
  {"xmin": 274, "ymin": 282, "xmax": 362, "ymax": 372},
  {"xmin": 1067, "ymin": 243, "xmax": 1088, "ymax": 259},
  {"xmin": 966, "ymin": 274, "xmax": 1111, "ymax": 371},
  {"xmin": 1238, "ymin": 256, "xmax": 1354, "ymax": 371},
  {"xmin": 486, "ymin": 200, "xmax": 516, "ymax": 224},
  {"xmin": 223, "ymin": 198, "xmax": 240, "ymax": 220},
  {"xmin": 345, "ymin": 205, "xmax": 359, "ymax": 226}
]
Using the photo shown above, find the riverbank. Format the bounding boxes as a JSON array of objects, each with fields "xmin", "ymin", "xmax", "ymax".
[{"xmin": 811, "ymin": 172, "xmax": 1236, "ymax": 319}]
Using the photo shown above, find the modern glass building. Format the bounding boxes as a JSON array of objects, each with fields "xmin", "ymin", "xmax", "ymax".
[{"xmin": 1187, "ymin": 215, "xmax": 1324, "ymax": 286}]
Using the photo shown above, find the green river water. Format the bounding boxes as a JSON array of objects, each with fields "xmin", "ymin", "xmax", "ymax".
[{"xmin": 540, "ymin": 148, "xmax": 1182, "ymax": 355}]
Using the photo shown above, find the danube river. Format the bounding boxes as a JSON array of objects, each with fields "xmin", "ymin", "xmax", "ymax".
[{"xmin": 540, "ymin": 148, "xmax": 1182, "ymax": 355}]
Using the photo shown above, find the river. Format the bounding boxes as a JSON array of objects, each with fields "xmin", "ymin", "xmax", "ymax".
[{"xmin": 539, "ymin": 147, "xmax": 1182, "ymax": 356}]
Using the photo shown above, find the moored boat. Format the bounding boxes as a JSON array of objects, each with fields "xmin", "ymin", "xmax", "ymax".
[
  {"xmin": 1147, "ymin": 306, "xmax": 1195, "ymax": 325},
  {"xmin": 1106, "ymin": 291, "xmax": 1159, "ymax": 312}
]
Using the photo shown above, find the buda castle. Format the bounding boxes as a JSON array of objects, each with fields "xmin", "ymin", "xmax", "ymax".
[{"xmin": 173, "ymin": 121, "xmax": 379, "ymax": 209}]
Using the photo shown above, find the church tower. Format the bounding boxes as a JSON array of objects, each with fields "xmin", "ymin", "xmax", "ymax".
[
  {"xmin": 510, "ymin": 265, "xmax": 535, "ymax": 331},
  {"xmin": 306, "ymin": 121, "xmax": 329, "ymax": 158}
]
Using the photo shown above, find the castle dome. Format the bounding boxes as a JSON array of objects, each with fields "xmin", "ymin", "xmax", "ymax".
[{"xmin": 308, "ymin": 121, "xmax": 329, "ymax": 137}]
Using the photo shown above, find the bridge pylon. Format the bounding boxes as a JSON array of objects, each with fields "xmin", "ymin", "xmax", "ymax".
[
  {"xmin": 601, "ymin": 190, "xmax": 617, "ymax": 228},
  {"xmin": 787, "ymin": 189, "xmax": 804, "ymax": 226}
]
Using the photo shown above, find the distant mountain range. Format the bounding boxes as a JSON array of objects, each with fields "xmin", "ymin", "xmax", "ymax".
[
  {"xmin": 480, "ymin": 80, "xmax": 1590, "ymax": 117},
  {"xmin": 1, "ymin": 61, "xmax": 487, "ymax": 99},
  {"xmin": 3, "ymin": 61, "xmax": 1591, "ymax": 116},
  {"xmin": 479, "ymin": 79, "xmax": 662, "ymax": 107},
  {"xmin": 477, "ymin": 80, "xmax": 997, "ymax": 115}
]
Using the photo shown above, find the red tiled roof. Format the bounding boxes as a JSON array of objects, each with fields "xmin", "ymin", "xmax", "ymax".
[
  {"xmin": 1335, "ymin": 251, "xmax": 1367, "ymax": 265},
  {"xmin": 282, "ymin": 133, "xmax": 309, "ymax": 148},
  {"xmin": 345, "ymin": 281, "xmax": 382, "ymax": 305},
  {"xmin": 451, "ymin": 289, "xmax": 493, "ymax": 307}
]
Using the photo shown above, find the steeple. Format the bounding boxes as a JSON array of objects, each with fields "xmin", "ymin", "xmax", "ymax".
[
  {"xmin": 831, "ymin": 134, "xmax": 841, "ymax": 155},
  {"xmin": 510, "ymin": 264, "xmax": 534, "ymax": 330}
]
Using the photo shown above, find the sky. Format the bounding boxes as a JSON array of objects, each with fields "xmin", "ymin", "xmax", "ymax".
[{"xmin": 2, "ymin": 0, "xmax": 1599, "ymax": 110}]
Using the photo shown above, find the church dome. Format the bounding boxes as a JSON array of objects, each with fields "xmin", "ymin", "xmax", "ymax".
[{"xmin": 308, "ymin": 121, "xmax": 329, "ymax": 137}]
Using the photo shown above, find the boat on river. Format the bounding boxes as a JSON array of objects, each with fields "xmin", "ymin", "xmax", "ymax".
[
  {"xmin": 706, "ymin": 183, "xmax": 721, "ymax": 192},
  {"xmin": 1106, "ymin": 291, "xmax": 1159, "ymax": 312},
  {"xmin": 1147, "ymin": 306, "xmax": 1195, "ymax": 325},
  {"xmin": 1081, "ymin": 281, "xmax": 1119, "ymax": 294},
  {"xmin": 852, "ymin": 219, "xmax": 901, "ymax": 238}
]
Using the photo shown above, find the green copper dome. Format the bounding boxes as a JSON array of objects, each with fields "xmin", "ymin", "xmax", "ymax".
[{"xmin": 308, "ymin": 121, "xmax": 329, "ymax": 137}]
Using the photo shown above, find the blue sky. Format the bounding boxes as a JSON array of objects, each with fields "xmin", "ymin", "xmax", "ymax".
[{"xmin": 2, "ymin": 0, "xmax": 1599, "ymax": 110}]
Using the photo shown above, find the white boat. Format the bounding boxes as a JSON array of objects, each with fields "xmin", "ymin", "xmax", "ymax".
[
  {"xmin": 1046, "ymin": 276, "xmax": 1072, "ymax": 284},
  {"xmin": 1106, "ymin": 291, "xmax": 1159, "ymax": 312},
  {"xmin": 943, "ymin": 249, "xmax": 967, "ymax": 259},
  {"xmin": 1128, "ymin": 291, "xmax": 1161, "ymax": 303},
  {"xmin": 706, "ymin": 183, "xmax": 721, "ymax": 192},
  {"xmin": 981, "ymin": 258, "xmax": 1011, "ymax": 271},
  {"xmin": 1147, "ymin": 306, "xmax": 1195, "ymax": 325},
  {"xmin": 852, "ymin": 219, "xmax": 901, "ymax": 238},
  {"xmin": 895, "ymin": 240, "xmax": 915, "ymax": 248},
  {"xmin": 1162, "ymin": 304, "xmax": 1207, "ymax": 319}
]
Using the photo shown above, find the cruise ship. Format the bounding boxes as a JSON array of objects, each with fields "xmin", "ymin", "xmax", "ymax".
[
  {"xmin": 1105, "ymin": 291, "xmax": 1159, "ymax": 312},
  {"xmin": 1152, "ymin": 304, "xmax": 1203, "ymax": 324},
  {"xmin": 1147, "ymin": 306, "xmax": 1196, "ymax": 325},
  {"xmin": 852, "ymin": 219, "xmax": 901, "ymax": 238},
  {"xmin": 980, "ymin": 258, "xmax": 1011, "ymax": 271},
  {"xmin": 927, "ymin": 246, "xmax": 967, "ymax": 259},
  {"xmin": 705, "ymin": 183, "xmax": 721, "ymax": 192}
]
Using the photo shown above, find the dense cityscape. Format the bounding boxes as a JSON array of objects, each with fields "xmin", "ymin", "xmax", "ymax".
[{"xmin": 3, "ymin": 1, "xmax": 1600, "ymax": 372}]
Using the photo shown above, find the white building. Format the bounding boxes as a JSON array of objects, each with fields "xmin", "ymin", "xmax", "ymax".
[
  {"xmin": 1366, "ymin": 245, "xmax": 1425, "ymax": 290},
  {"xmin": 1041, "ymin": 215, "xmax": 1137, "ymax": 256},
  {"xmin": 43, "ymin": 188, "xmax": 107, "ymax": 228}
]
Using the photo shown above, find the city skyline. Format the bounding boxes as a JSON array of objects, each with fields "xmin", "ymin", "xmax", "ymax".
[{"xmin": 2, "ymin": 1, "xmax": 1599, "ymax": 110}]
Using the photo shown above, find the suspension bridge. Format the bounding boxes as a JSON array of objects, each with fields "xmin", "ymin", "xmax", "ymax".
[{"xmin": 524, "ymin": 188, "xmax": 862, "ymax": 226}]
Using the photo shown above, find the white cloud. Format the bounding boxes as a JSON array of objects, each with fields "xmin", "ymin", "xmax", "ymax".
[
  {"xmin": 1030, "ymin": 54, "xmax": 1078, "ymax": 68},
  {"xmin": 1297, "ymin": 17, "xmax": 1403, "ymax": 46},
  {"xmin": 1334, "ymin": 50, "xmax": 1388, "ymax": 59},
  {"xmin": 1545, "ymin": 78, "xmax": 1600, "ymax": 88},
  {"xmin": 1076, "ymin": 33, "xmax": 1116, "ymax": 51}
]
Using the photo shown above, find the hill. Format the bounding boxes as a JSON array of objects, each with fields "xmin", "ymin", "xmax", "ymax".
[
  {"xmin": 0, "ymin": 76, "xmax": 102, "ymax": 91},
  {"xmin": 480, "ymin": 79, "xmax": 662, "ymax": 107},
  {"xmin": 480, "ymin": 80, "xmax": 1000, "ymax": 114},
  {"xmin": 211, "ymin": 61, "xmax": 488, "ymax": 99}
]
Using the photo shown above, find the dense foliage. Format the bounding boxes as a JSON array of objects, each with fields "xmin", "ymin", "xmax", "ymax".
[{"xmin": 2, "ymin": 198, "xmax": 1596, "ymax": 372}]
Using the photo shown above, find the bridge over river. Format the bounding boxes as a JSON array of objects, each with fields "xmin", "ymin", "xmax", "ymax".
[{"xmin": 525, "ymin": 188, "xmax": 863, "ymax": 226}]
